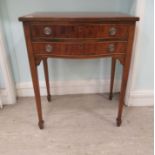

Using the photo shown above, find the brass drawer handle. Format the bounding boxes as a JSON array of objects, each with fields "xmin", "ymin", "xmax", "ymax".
[
  {"xmin": 44, "ymin": 27, "xmax": 52, "ymax": 35},
  {"xmin": 45, "ymin": 44, "xmax": 53, "ymax": 52},
  {"xmin": 108, "ymin": 44, "xmax": 115, "ymax": 52},
  {"xmin": 109, "ymin": 27, "xmax": 117, "ymax": 36}
]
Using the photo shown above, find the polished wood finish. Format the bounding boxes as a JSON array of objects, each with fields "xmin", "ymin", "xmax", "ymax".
[
  {"xmin": 19, "ymin": 12, "xmax": 139, "ymax": 22},
  {"xmin": 32, "ymin": 42, "xmax": 128, "ymax": 56},
  {"xmin": 19, "ymin": 12, "xmax": 139, "ymax": 129},
  {"xmin": 43, "ymin": 59, "xmax": 51, "ymax": 101},
  {"xmin": 109, "ymin": 58, "xmax": 116, "ymax": 100},
  {"xmin": 116, "ymin": 24, "xmax": 136, "ymax": 126},
  {"xmin": 31, "ymin": 23, "xmax": 129, "ymax": 40},
  {"xmin": 23, "ymin": 22, "xmax": 44, "ymax": 129}
]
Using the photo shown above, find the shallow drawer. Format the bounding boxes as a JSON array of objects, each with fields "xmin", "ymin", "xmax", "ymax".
[
  {"xmin": 31, "ymin": 23, "xmax": 129, "ymax": 40},
  {"xmin": 32, "ymin": 42, "xmax": 127, "ymax": 56}
]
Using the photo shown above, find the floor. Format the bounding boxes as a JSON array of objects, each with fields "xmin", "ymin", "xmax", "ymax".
[{"xmin": 0, "ymin": 94, "xmax": 153, "ymax": 155}]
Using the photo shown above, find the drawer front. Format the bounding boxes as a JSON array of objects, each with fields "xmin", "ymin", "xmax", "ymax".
[
  {"xmin": 31, "ymin": 24, "xmax": 129, "ymax": 40},
  {"xmin": 32, "ymin": 42, "xmax": 127, "ymax": 56}
]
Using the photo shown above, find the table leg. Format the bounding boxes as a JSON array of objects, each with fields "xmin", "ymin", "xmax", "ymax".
[
  {"xmin": 30, "ymin": 61, "xmax": 44, "ymax": 129},
  {"xmin": 109, "ymin": 58, "xmax": 116, "ymax": 100},
  {"xmin": 43, "ymin": 59, "xmax": 51, "ymax": 102},
  {"xmin": 116, "ymin": 61, "xmax": 130, "ymax": 127},
  {"xmin": 23, "ymin": 23, "xmax": 44, "ymax": 129}
]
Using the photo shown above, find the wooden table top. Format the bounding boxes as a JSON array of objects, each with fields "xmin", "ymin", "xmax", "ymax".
[{"xmin": 19, "ymin": 12, "xmax": 139, "ymax": 22}]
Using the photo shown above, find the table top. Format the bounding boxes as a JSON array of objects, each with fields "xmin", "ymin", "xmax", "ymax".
[{"xmin": 19, "ymin": 12, "xmax": 139, "ymax": 22}]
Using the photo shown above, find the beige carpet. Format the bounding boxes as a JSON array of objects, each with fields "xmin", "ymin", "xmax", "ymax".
[{"xmin": 0, "ymin": 94, "xmax": 153, "ymax": 155}]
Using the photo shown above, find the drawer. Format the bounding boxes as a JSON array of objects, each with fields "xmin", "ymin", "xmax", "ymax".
[
  {"xmin": 32, "ymin": 42, "xmax": 127, "ymax": 56},
  {"xmin": 31, "ymin": 24, "xmax": 129, "ymax": 40}
]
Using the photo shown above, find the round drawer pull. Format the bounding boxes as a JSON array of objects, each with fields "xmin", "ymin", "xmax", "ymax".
[
  {"xmin": 108, "ymin": 44, "xmax": 115, "ymax": 52},
  {"xmin": 44, "ymin": 27, "xmax": 52, "ymax": 35},
  {"xmin": 109, "ymin": 27, "xmax": 117, "ymax": 36},
  {"xmin": 45, "ymin": 44, "xmax": 53, "ymax": 52}
]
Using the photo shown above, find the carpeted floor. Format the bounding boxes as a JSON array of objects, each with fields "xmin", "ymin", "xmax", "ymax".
[{"xmin": 0, "ymin": 94, "xmax": 153, "ymax": 155}]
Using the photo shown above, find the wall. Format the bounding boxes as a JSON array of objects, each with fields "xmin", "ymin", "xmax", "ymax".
[
  {"xmin": 119, "ymin": 0, "xmax": 135, "ymax": 13},
  {"xmin": 120, "ymin": 0, "xmax": 154, "ymax": 92},
  {"xmin": 0, "ymin": 67, "xmax": 5, "ymax": 88},
  {"xmin": 0, "ymin": 0, "xmax": 17, "ymax": 89},
  {"xmin": 132, "ymin": 0, "xmax": 154, "ymax": 90},
  {"xmin": 0, "ymin": 0, "xmax": 122, "ymax": 85},
  {"xmin": 0, "ymin": 0, "xmax": 153, "ymax": 105}
]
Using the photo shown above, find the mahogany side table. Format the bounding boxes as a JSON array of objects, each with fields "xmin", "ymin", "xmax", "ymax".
[{"xmin": 19, "ymin": 12, "xmax": 139, "ymax": 129}]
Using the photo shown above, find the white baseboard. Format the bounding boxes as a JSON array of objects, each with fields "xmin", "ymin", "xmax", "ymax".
[
  {"xmin": 127, "ymin": 90, "xmax": 154, "ymax": 106},
  {"xmin": 0, "ymin": 89, "xmax": 7, "ymax": 106},
  {"xmin": 16, "ymin": 80, "xmax": 120, "ymax": 96},
  {"xmin": 0, "ymin": 80, "xmax": 153, "ymax": 106}
]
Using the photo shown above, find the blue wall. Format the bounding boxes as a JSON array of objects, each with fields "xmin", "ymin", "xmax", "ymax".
[
  {"xmin": 0, "ymin": 0, "xmax": 153, "ymax": 92},
  {"xmin": 0, "ymin": 67, "xmax": 4, "ymax": 88},
  {"xmin": 133, "ymin": 0, "xmax": 154, "ymax": 90},
  {"xmin": 120, "ymin": 0, "xmax": 154, "ymax": 91},
  {"xmin": 0, "ymin": 0, "xmax": 121, "ymax": 85}
]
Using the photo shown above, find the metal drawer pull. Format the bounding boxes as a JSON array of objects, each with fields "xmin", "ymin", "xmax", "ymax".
[
  {"xmin": 45, "ymin": 44, "xmax": 53, "ymax": 52},
  {"xmin": 109, "ymin": 27, "xmax": 117, "ymax": 36},
  {"xmin": 44, "ymin": 27, "xmax": 52, "ymax": 35},
  {"xmin": 108, "ymin": 44, "xmax": 115, "ymax": 52}
]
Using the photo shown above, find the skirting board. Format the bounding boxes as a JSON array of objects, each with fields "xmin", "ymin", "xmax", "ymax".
[
  {"xmin": 0, "ymin": 89, "xmax": 7, "ymax": 106},
  {"xmin": 127, "ymin": 90, "xmax": 154, "ymax": 106},
  {"xmin": 0, "ymin": 80, "xmax": 153, "ymax": 106},
  {"xmin": 16, "ymin": 80, "xmax": 120, "ymax": 96},
  {"xmin": 16, "ymin": 80, "xmax": 154, "ymax": 106}
]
